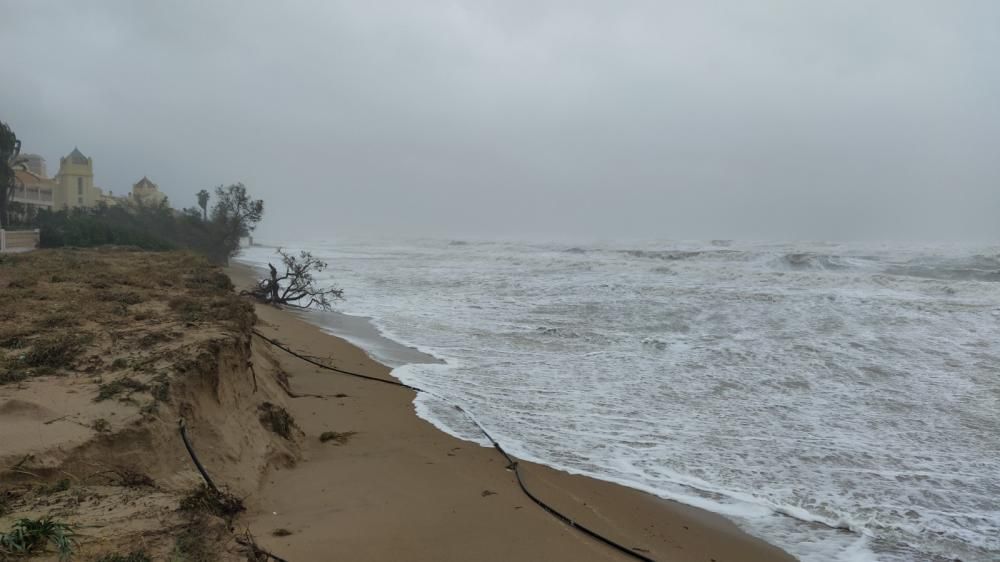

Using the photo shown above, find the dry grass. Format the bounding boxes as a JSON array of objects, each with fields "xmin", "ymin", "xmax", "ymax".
[
  {"xmin": 0, "ymin": 249, "xmax": 253, "ymax": 390},
  {"xmin": 38, "ymin": 478, "xmax": 71, "ymax": 495},
  {"xmin": 95, "ymin": 376, "xmax": 150, "ymax": 402},
  {"xmin": 0, "ymin": 369, "xmax": 28, "ymax": 385},
  {"xmin": 93, "ymin": 418, "xmax": 111, "ymax": 433},
  {"xmin": 179, "ymin": 484, "xmax": 245, "ymax": 519},
  {"xmin": 0, "ymin": 249, "xmax": 265, "ymax": 558},
  {"xmin": 258, "ymin": 402, "xmax": 298, "ymax": 440},
  {"xmin": 98, "ymin": 468, "xmax": 155, "ymax": 489},
  {"xmin": 94, "ymin": 551, "xmax": 152, "ymax": 562},
  {"xmin": 20, "ymin": 333, "xmax": 94, "ymax": 371},
  {"xmin": 171, "ymin": 516, "xmax": 218, "ymax": 562}
]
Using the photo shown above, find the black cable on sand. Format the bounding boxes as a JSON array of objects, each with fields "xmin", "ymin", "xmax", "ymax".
[{"xmin": 252, "ymin": 328, "xmax": 657, "ymax": 562}]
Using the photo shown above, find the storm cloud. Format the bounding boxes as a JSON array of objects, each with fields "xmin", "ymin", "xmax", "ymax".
[{"xmin": 2, "ymin": 1, "xmax": 997, "ymax": 241}]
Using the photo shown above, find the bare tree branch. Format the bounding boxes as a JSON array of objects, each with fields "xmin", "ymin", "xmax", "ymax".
[{"xmin": 245, "ymin": 249, "xmax": 344, "ymax": 311}]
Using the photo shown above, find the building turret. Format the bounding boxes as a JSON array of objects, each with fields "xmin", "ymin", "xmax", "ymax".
[
  {"xmin": 131, "ymin": 176, "xmax": 167, "ymax": 205},
  {"xmin": 55, "ymin": 147, "xmax": 100, "ymax": 209}
]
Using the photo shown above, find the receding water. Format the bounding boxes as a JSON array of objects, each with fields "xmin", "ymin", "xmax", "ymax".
[{"xmin": 239, "ymin": 239, "xmax": 1000, "ymax": 561}]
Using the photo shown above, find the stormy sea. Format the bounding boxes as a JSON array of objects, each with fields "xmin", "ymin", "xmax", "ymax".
[{"xmin": 240, "ymin": 239, "xmax": 999, "ymax": 561}]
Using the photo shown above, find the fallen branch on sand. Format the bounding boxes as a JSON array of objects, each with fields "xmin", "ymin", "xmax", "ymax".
[
  {"xmin": 245, "ymin": 249, "xmax": 343, "ymax": 310},
  {"xmin": 235, "ymin": 529, "xmax": 290, "ymax": 562}
]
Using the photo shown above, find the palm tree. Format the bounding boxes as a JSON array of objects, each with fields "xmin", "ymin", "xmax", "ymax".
[
  {"xmin": 0, "ymin": 121, "xmax": 27, "ymax": 229},
  {"xmin": 196, "ymin": 189, "xmax": 210, "ymax": 221}
]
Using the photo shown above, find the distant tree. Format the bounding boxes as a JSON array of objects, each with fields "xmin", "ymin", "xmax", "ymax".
[
  {"xmin": 33, "ymin": 181, "xmax": 262, "ymax": 264},
  {"xmin": 209, "ymin": 183, "xmax": 263, "ymax": 263},
  {"xmin": 247, "ymin": 248, "xmax": 343, "ymax": 310},
  {"xmin": 0, "ymin": 121, "xmax": 27, "ymax": 229},
  {"xmin": 196, "ymin": 189, "xmax": 210, "ymax": 221}
]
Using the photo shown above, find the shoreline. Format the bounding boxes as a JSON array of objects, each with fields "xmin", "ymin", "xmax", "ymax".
[
  {"xmin": 284, "ymin": 306, "xmax": 442, "ymax": 368},
  {"xmin": 229, "ymin": 263, "xmax": 796, "ymax": 561}
]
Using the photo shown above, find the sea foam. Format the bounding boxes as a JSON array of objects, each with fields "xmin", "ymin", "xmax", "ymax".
[{"xmin": 239, "ymin": 239, "xmax": 1000, "ymax": 561}]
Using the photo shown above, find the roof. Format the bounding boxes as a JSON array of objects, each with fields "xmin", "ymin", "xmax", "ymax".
[
  {"xmin": 14, "ymin": 169, "xmax": 45, "ymax": 186},
  {"xmin": 66, "ymin": 147, "xmax": 89, "ymax": 165},
  {"xmin": 133, "ymin": 176, "xmax": 158, "ymax": 190}
]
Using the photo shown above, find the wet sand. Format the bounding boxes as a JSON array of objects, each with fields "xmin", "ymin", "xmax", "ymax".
[
  {"xmin": 230, "ymin": 264, "xmax": 795, "ymax": 561},
  {"xmin": 284, "ymin": 307, "xmax": 441, "ymax": 367}
]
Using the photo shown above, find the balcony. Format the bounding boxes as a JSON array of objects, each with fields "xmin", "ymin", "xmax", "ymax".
[{"xmin": 11, "ymin": 187, "xmax": 54, "ymax": 205}]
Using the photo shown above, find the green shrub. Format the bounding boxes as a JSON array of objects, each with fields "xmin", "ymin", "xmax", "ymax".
[{"xmin": 0, "ymin": 517, "xmax": 75, "ymax": 560}]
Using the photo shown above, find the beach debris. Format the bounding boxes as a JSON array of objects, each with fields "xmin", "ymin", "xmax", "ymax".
[
  {"xmin": 319, "ymin": 430, "xmax": 356, "ymax": 445},
  {"xmin": 92, "ymin": 417, "xmax": 111, "ymax": 433},
  {"xmin": 180, "ymin": 483, "xmax": 245, "ymax": 519},
  {"xmin": 259, "ymin": 402, "xmax": 299, "ymax": 440},
  {"xmin": 245, "ymin": 249, "xmax": 343, "ymax": 311},
  {"xmin": 236, "ymin": 528, "xmax": 290, "ymax": 562}
]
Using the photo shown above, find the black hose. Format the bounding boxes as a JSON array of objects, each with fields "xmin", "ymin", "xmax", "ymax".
[
  {"xmin": 178, "ymin": 417, "xmax": 219, "ymax": 493},
  {"xmin": 252, "ymin": 329, "xmax": 657, "ymax": 562},
  {"xmin": 179, "ymin": 418, "xmax": 290, "ymax": 562}
]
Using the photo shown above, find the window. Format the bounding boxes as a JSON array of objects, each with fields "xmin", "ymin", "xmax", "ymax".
[
  {"xmin": 77, "ymin": 177, "xmax": 83, "ymax": 194},
  {"xmin": 78, "ymin": 197, "xmax": 84, "ymax": 205}
]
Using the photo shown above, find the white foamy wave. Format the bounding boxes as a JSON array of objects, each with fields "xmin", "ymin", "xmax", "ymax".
[{"xmin": 237, "ymin": 239, "xmax": 1000, "ymax": 561}]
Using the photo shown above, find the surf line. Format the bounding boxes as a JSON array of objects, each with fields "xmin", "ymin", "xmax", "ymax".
[{"xmin": 251, "ymin": 328, "xmax": 658, "ymax": 562}]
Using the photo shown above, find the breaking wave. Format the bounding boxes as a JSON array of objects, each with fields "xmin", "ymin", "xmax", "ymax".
[{"xmin": 239, "ymin": 239, "xmax": 1000, "ymax": 562}]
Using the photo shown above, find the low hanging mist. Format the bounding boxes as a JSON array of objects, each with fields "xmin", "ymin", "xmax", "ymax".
[{"xmin": 1, "ymin": 1, "xmax": 997, "ymax": 242}]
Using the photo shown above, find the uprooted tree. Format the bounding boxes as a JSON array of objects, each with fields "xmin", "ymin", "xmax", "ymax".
[{"xmin": 248, "ymin": 249, "xmax": 344, "ymax": 310}]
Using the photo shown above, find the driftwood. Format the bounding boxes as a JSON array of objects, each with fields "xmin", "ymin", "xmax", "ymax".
[{"xmin": 246, "ymin": 249, "xmax": 343, "ymax": 311}]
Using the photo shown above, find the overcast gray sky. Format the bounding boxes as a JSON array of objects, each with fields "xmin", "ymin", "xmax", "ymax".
[{"xmin": 1, "ymin": 1, "xmax": 997, "ymax": 242}]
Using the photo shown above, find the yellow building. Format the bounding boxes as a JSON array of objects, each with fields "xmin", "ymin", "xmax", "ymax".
[
  {"xmin": 130, "ymin": 176, "xmax": 167, "ymax": 206},
  {"xmin": 54, "ymin": 147, "xmax": 105, "ymax": 209},
  {"xmin": 10, "ymin": 147, "xmax": 167, "ymax": 212},
  {"xmin": 11, "ymin": 168, "xmax": 56, "ymax": 216}
]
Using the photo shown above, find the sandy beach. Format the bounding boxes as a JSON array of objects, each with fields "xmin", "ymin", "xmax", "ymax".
[
  {"xmin": 0, "ymin": 250, "xmax": 793, "ymax": 560},
  {"xmin": 231, "ymin": 264, "xmax": 795, "ymax": 562}
]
